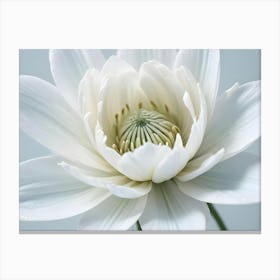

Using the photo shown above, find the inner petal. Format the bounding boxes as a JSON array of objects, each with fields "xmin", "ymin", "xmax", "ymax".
[{"xmin": 112, "ymin": 107, "xmax": 180, "ymax": 154}]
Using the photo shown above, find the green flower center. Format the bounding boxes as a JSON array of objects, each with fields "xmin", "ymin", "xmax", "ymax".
[{"xmin": 112, "ymin": 106, "xmax": 180, "ymax": 154}]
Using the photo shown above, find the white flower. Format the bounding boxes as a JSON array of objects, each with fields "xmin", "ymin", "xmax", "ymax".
[{"xmin": 20, "ymin": 49, "xmax": 260, "ymax": 230}]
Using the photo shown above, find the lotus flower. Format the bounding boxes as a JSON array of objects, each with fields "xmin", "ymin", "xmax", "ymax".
[{"xmin": 20, "ymin": 49, "xmax": 260, "ymax": 230}]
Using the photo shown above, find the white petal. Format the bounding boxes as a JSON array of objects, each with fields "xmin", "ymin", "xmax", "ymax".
[
  {"xmin": 175, "ymin": 66, "xmax": 203, "ymax": 118},
  {"xmin": 177, "ymin": 152, "xmax": 260, "ymax": 204},
  {"xmin": 182, "ymin": 85, "xmax": 208, "ymax": 159},
  {"xmin": 139, "ymin": 181, "xmax": 209, "ymax": 230},
  {"xmin": 95, "ymin": 124, "xmax": 195, "ymax": 183},
  {"xmin": 20, "ymin": 75, "xmax": 108, "ymax": 170},
  {"xmin": 118, "ymin": 142, "xmax": 171, "ymax": 181},
  {"xmin": 78, "ymin": 68, "xmax": 101, "ymax": 117},
  {"xmin": 60, "ymin": 161, "xmax": 152, "ymax": 199},
  {"xmin": 152, "ymin": 135, "xmax": 190, "ymax": 183},
  {"xmin": 79, "ymin": 195, "xmax": 147, "ymax": 230},
  {"xmin": 139, "ymin": 61, "xmax": 184, "ymax": 108},
  {"xmin": 49, "ymin": 49, "xmax": 105, "ymax": 109},
  {"xmin": 117, "ymin": 49, "xmax": 178, "ymax": 70},
  {"xmin": 182, "ymin": 90, "xmax": 196, "ymax": 121},
  {"xmin": 83, "ymin": 112, "xmax": 97, "ymax": 149},
  {"xmin": 20, "ymin": 156, "xmax": 111, "ymax": 221},
  {"xmin": 95, "ymin": 122, "xmax": 122, "ymax": 169},
  {"xmin": 174, "ymin": 49, "xmax": 220, "ymax": 119},
  {"xmin": 95, "ymin": 123, "xmax": 169, "ymax": 181},
  {"xmin": 197, "ymin": 81, "xmax": 261, "ymax": 161},
  {"xmin": 98, "ymin": 70, "xmax": 149, "ymax": 142},
  {"xmin": 101, "ymin": 55, "xmax": 135, "ymax": 75},
  {"xmin": 139, "ymin": 61, "xmax": 194, "ymax": 137},
  {"xmin": 176, "ymin": 148, "xmax": 225, "ymax": 182}
]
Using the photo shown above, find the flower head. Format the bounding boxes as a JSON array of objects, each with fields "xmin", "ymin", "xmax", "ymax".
[{"xmin": 20, "ymin": 49, "xmax": 260, "ymax": 230}]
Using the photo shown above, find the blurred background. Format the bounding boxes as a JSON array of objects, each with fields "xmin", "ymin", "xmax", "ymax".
[{"xmin": 19, "ymin": 49, "xmax": 261, "ymax": 231}]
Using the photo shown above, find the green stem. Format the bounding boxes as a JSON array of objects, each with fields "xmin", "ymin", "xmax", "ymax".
[
  {"xmin": 136, "ymin": 220, "xmax": 142, "ymax": 231},
  {"xmin": 207, "ymin": 203, "xmax": 227, "ymax": 231}
]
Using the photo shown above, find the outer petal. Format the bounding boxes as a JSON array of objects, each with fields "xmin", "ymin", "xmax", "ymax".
[
  {"xmin": 60, "ymin": 161, "xmax": 152, "ymax": 199},
  {"xmin": 20, "ymin": 156, "xmax": 111, "ymax": 221},
  {"xmin": 79, "ymin": 195, "xmax": 147, "ymax": 230},
  {"xmin": 176, "ymin": 148, "xmax": 225, "ymax": 182},
  {"xmin": 177, "ymin": 152, "xmax": 260, "ymax": 204},
  {"xmin": 20, "ymin": 75, "xmax": 109, "ymax": 171},
  {"xmin": 49, "ymin": 49, "xmax": 105, "ymax": 109},
  {"xmin": 174, "ymin": 49, "xmax": 220, "ymax": 119},
  {"xmin": 117, "ymin": 49, "xmax": 178, "ymax": 70},
  {"xmin": 197, "ymin": 81, "xmax": 261, "ymax": 161},
  {"xmin": 139, "ymin": 181, "xmax": 209, "ymax": 230}
]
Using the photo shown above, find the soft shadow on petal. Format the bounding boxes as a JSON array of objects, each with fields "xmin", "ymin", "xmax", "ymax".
[
  {"xmin": 139, "ymin": 62, "xmax": 188, "ymax": 115},
  {"xmin": 197, "ymin": 81, "xmax": 261, "ymax": 161},
  {"xmin": 117, "ymin": 142, "xmax": 171, "ymax": 181},
  {"xmin": 175, "ymin": 66, "xmax": 203, "ymax": 119},
  {"xmin": 20, "ymin": 75, "xmax": 109, "ymax": 171},
  {"xmin": 49, "ymin": 49, "xmax": 105, "ymax": 109},
  {"xmin": 183, "ymin": 85, "xmax": 208, "ymax": 159},
  {"xmin": 78, "ymin": 69, "xmax": 102, "ymax": 150},
  {"xmin": 101, "ymin": 55, "xmax": 135, "ymax": 76},
  {"xmin": 152, "ymin": 135, "xmax": 190, "ymax": 183},
  {"xmin": 20, "ymin": 156, "xmax": 111, "ymax": 221},
  {"xmin": 60, "ymin": 161, "xmax": 152, "ymax": 199},
  {"xmin": 117, "ymin": 49, "xmax": 178, "ymax": 70},
  {"xmin": 79, "ymin": 195, "xmax": 147, "ymax": 230},
  {"xmin": 176, "ymin": 148, "xmax": 225, "ymax": 182},
  {"xmin": 98, "ymin": 70, "xmax": 149, "ymax": 142},
  {"xmin": 139, "ymin": 180, "xmax": 209, "ymax": 230},
  {"xmin": 177, "ymin": 152, "xmax": 260, "ymax": 204},
  {"xmin": 174, "ymin": 49, "xmax": 220, "ymax": 120},
  {"xmin": 83, "ymin": 112, "xmax": 97, "ymax": 149},
  {"xmin": 78, "ymin": 68, "xmax": 101, "ymax": 118},
  {"xmin": 139, "ymin": 61, "xmax": 196, "ymax": 143}
]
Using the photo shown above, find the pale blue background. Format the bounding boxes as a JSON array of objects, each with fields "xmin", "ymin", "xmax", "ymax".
[{"xmin": 19, "ymin": 49, "xmax": 261, "ymax": 231}]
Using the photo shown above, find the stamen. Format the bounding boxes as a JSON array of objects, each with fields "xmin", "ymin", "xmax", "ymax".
[
  {"xmin": 172, "ymin": 125, "xmax": 180, "ymax": 134},
  {"xmin": 136, "ymin": 137, "xmax": 141, "ymax": 148},
  {"xmin": 150, "ymin": 100, "xmax": 157, "ymax": 108},
  {"xmin": 113, "ymin": 108, "xmax": 180, "ymax": 154},
  {"xmin": 124, "ymin": 139, "xmax": 130, "ymax": 152},
  {"xmin": 112, "ymin": 143, "xmax": 118, "ymax": 151}
]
